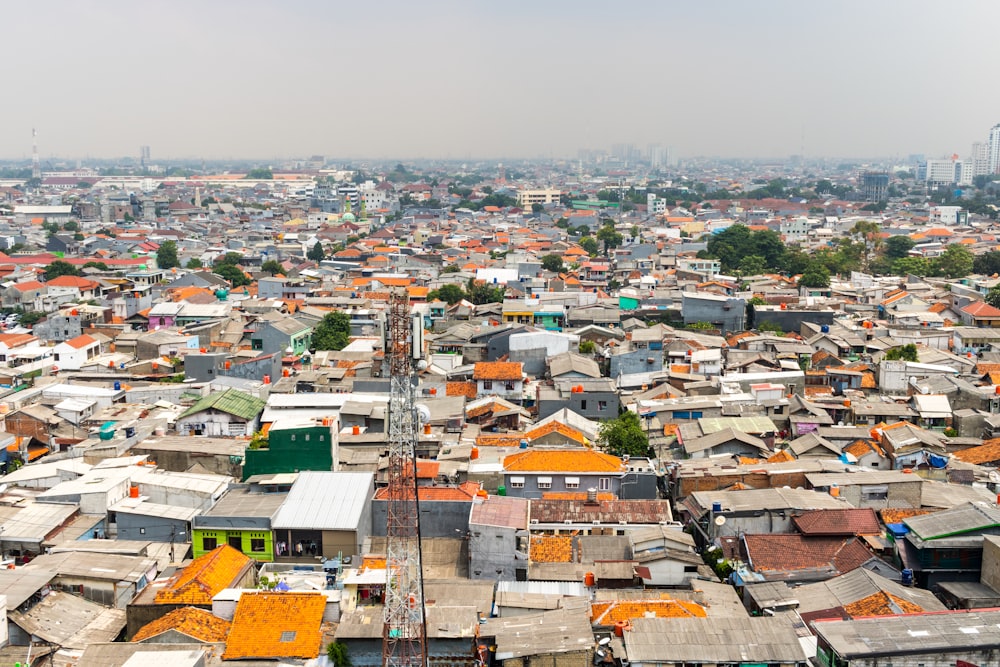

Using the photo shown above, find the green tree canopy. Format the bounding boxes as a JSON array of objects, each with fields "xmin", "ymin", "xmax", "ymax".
[
  {"xmin": 884, "ymin": 344, "xmax": 919, "ymax": 362},
  {"xmin": 934, "ymin": 244, "xmax": 973, "ymax": 279},
  {"xmin": 156, "ymin": 240, "xmax": 180, "ymax": 270},
  {"xmin": 82, "ymin": 261, "xmax": 109, "ymax": 271},
  {"xmin": 737, "ymin": 255, "xmax": 767, "ymax": 276},
  {"xmin": 598, "ymin": 411, "xmax": 650, "ymax": 458},
  {"xmin": 987, "ymin": 286, "xmax": 1000, "ymax": 308},
  {"xmin": 43, "ymin": 260, "xmax": 81, "ymax": 281},
  {"xmin": 428, "ymin": 284, "xmax": 466, "ymax": 305},
  {"xmin": 540, "ymin": 254, "xmax": 564, "ymax": 273},
  {"xmin": 596, "ymin": 224, "xmax": 623, "ymax": 255},
  {"xmin": 312, "ymin": 311, "xmax": 351, "ymax": 351},
  {"xmin": 216, "ymin": 251, "xmax": 244, "ymax": 267},
  {"xmin": 465, "ymin": 278, "xmax": 505, "ymax": 305},
  {"xmin": 186, "ymin": 257, "xmax": 203, "ymax": 269},
  {"xmin": 884, "ymin": 235, "xmax": 916, "ymax": 260},
  {"xmin": 213, "ymin": 263, "xmax": 251, "ymax": 287},
  {"xmin": 798, "ymin": 262, "xmax": 831, "ymax": 288},
  {"xmin": 974, "ymin": 251, "xmax": 1000, "ymax": 276},
  {"xmin": 246, "ymin": 168, "xmax": 273, "ymax": 179},
  {"xmin": 308, "ymin": 241, "xmax": 326, "ymax": 262},
  {"xmin": 892, "ymin": 256, "xmax": 932, "ymax": 276},
  {"xmin": 261, "ymin": 259, "xmax": 284, "ymax": 275},
  {"xmin": 579, "ymin": 236, "xmax": 599, "ymax": 257}
]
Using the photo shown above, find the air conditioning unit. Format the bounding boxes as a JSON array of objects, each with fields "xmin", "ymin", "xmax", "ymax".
[
  {"xmin": 592, "ymin": 520, "xmax": 600, "ymax": 525},
  {"xmin": 563, "ymin": 520, "xmax": 573, "ymax": 525},
  {"xmin": 618, "ymin": 520, "xmax": 628, "ymax": 526},
  {"xmin": 530, "ymin": 519, "xmax": 539, "ymax": 524}
]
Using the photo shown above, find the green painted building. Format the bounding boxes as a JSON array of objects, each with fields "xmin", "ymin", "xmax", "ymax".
[
  {"xmin": 242, "ymin": 421, "xmax": 336, "ymax": 481},
  {"xmin": 191, "ymin": 485, "xmax": 288, "ymax": 562}
]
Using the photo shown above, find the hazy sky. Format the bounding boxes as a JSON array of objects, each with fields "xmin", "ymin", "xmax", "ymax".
[{"xmin": 4, "ymin": 0, "xmax": 999, "ymax": 161}]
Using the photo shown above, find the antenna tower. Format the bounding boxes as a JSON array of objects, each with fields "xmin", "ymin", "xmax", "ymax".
[{"xmin": 382, "ymin": 289, "xmax": 426, "ymax": 667}]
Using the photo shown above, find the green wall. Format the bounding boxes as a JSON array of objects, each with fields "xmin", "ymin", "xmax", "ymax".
[
  {"xmin": 242, "ymin": 424, "xmax": 333, "ymax": 480},
  {"xmin": 192, "ymin": 528, "xmax": 274, "ymax": 562}
]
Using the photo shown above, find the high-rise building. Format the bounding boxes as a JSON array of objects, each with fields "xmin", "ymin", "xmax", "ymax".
[
  {"xmin": 988, "ymin": 124, "xmax": 1000, "ymax": 174},
  {"xmin": 921, "ymin": 158, "xmax": 962, "ymax": 186},
  {"xmin": 970, "ymin": 141, "xmax": 989, "ymax": 178},
  {"xmin": 860, "ymin": 171, "xmax": 889, "ymax": 202}
]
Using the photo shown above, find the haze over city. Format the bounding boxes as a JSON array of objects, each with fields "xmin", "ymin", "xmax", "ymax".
[{"xmin": 5, "ymin": 0, "xmax": 1000, "ymax": 160}]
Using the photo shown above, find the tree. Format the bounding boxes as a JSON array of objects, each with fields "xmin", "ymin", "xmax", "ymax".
[
  {"xmin": 850, "ymin": 220, "xmax": 882, "ymax": 272},
  {"xmin": 186, "ymin": 258, "xmax": 203, "ymax": 269},
  {"xmin": 579, "ymin": 236, "xmax": 599, "ymax": 257},
  {"xmin": 974, "ymin": 250, "xmax": 1000, "ymax": 276},
  {"xmin": 531, "ymin": 203, "xmax": 544, "ymax": 214},
  {"xmin": 465, "ymin": 278, "xmax": 505, "ymax": 305},
  {"xmin": 43, "ymin": 260, "xmax": 80, "ymax": 281},
  {"xmin": 326, "ymin": 642, "xmax": 352, "ymax": 667},
  {"xmin": 313, "ymin": 311, "xmax": 351, "ymax": 351},
  {"xmin": 598, "ymin": 411, "xmax": 650, "ymax": 459},
  {"xmin": 892, "ymin": 256, "xmax": 932, "ymax": 276},
  {"xmin": 579, "ymin": 340, "xmax": 596, "ymax": 354},
  {"xmin": 215, "ymin": 252, "xmax": 244, "ymax": 267},
  {"xmin": 798, "ymin": 262, "xmax": 830, "ymax": 288},
  {"xmin": 261, "ymin": 260, "xmax": 284, "ymax": 276},
  {"xmin": 428, "ymin": 284, "xmax": 465, "ymax": 305},
  {"xmin": 308, "ymin": 241, "xmax": 325, "ymax": 262},
  {"xmin": 737, "ymin": 255, "xmax": 767, "ymax": 276},
  {"xmin": 63, "ymin": 220, "xmax": 80, "ymax": 232},
  {"xmin": 884, "ymin": 344, "xmax": 919, "ymax": 362},
  {"xmin": 441, "ymin": 265, "xmax": 461, "ymax": 274},
  {"xmin": 541, "ymin": 254, "xmax": 564, "ymax": 273},
  {"xmin": 246, "ymin": 168, "xmax": 273, "ymax": 179},
  {"xmin": 82, "ymin": 261, "xmax": 109, "ymax": 271},
  {"xmin": 934, "ymin": 244, "xmax": 973, "ymax": 279},
  {"xmin": 987, "ymin": 287, "xmax": 1000, "ymax": 309},
  {"xmin": 76, "ymin": 181, "xmax": 92, "ymax": 189},
  {"xmin": 596, "ymin": 224, "xmax": 623, "ymax": 255},
  {"xmin": 884, "ymin": 235, "xmax": 916, "ymax": 261},
  {"xmin": 213, "ymin": 263, "xmax": 251, "ymax": 287},
  {"xmin": 156, "ymin": 240, "xmax": 180, "ymax": 270}
]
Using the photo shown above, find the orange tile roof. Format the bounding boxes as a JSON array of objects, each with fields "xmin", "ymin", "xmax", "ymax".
[
  {"xmin": 963, "ymin": 301, "xmax": 1000, "ymax": 318},
  {"xmin": 446, "ymin": 381, "xmax": 478, "ymax": 399},
  {"xmin": 415, "ymin": 460, "xmax": 440, "ymax": 479},
  {"xmin": 223, "ymin": 592, "xmax": 326, "ymax": 660},
  {"xmin": 475, "ymin": 434, "xmax": 525, "ymax": 447},
  {"xmin": 529, "ymin": 535, "xmax": 573, "ymax": 562},
  {"xmin": 879, "ymin": 508, "xmax": 931, "ymax": 524},
  {"xmin": 63, "ymin": 334, "xmax": 98, "ymax": 349},
  {"xmin": 541, "ymin": 491, "xmax": 615, "ymax": 501},
  {"xmin": 473, "ymin": 361, "xmax": 522, "ymax": 381},
  {"xmin": 952, "ymin": 438, "xmax": 1000, "ymax": 464},
  {"xmin": 843, "ymin": 591, "xmax": 923, "ymax": 617},
  {"xmin": 503, "ymin": 449, "xmax": 623, "ymax": 473},
  {"xmin": 766, "ymin": 449, "xmax": 795, "ymax": 463},
  {"xmin": 155, "ymin": 545, "xmax": 253, "ymax": 605},
  {"xmin": 928, "ymin": 302, "xmax": 949, "ymax": 313},
  {"xmin": 591, "ymin": 599, "xmax": 706, "ymax": 624},
  {"xmin": 45, "ymin": 275, "xmax": 101, "ymax": 289},
  {"xmin": 525, "ymin": 421, "xmax": 586, "ymax": 445},
  {"xmin": 374, "ymin": 480, "xmax": 481, "ymax": 501},
  {"xmin": 0, "ymin": 333, "xmax": 36, "ymax": 348},
  {"xmin": 362, "ymin": 555, "xmax": 387, "ymax": 570},
  {"xmin": 132, "ymin": 606, "xmax": 231, "ymax": 643}
]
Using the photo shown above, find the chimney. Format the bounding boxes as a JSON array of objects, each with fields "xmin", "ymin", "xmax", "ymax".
[{"xmin": 585, "ymin": 488, "xmax": 599, "ymax": 505}]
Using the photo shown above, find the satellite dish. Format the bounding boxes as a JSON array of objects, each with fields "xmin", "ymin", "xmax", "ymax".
[
  {"xmin": 416, "ymin": 404, "xmax": 431, "ymax": 424},
  {"xmin": 714, "ymin": 515, "xmax": 727, "ymax": 526},
  {"xmin": 598, "ymin": 638, "xmax": 611, "ymax": 646}
]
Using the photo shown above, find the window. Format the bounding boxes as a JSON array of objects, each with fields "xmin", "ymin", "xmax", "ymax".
[
  {"xmin": 510, "ymin": 476, "xmax": 525, "ymax": 488},
  {"xmin": 279, "ymin": 631, "xmax": 297, "ymax": 642},
  {"xmin": 203, "ymin": 536, "xmax": 218, "ymax": 551},
  {"xmin": 598, "ymin": 401, "xmax": 607, "ymax": 411},
  {"xmin": 483, "ymin": 380, "xmax": 493, "ymax": 390},
  {"xmin": 251, "ymin": 538, "xmax": 266, "ymax": 552},
  {"xmin": 252, "ymin": 339, "xmax": 263, "ymax": 350},
  {"xmin": 598, "ymin": 478, "xmax": 611, "ymax": 491},
  {"xmin": 537, "ymin": 476, "xmax": 552, "ymax": 489},
  {"xmin": 505, "ymin": 381, "xmax": 516, "ymax": 391},
  {"xmin": 861, "ymin": 484, "xmax": 888, "ymax": 501},
  {"xmin": 581, "ymin": 400, "xmax": 587, "ymax": 410},
  {"xmin": 565, "ymin": 476, "xmax": 580, "ymax": 489}
]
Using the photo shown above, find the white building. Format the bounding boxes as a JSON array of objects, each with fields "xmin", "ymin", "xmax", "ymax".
[
  {"xmin": 52, "ymin": 334, "xmax": 101, "ymax": 371},
  {"xmin": 516, "ymin": 189, "xmax": 562, "ymax": 210},
  {"xmin": 989, "ymin": 124, "xmax": 1000, "ymax": 174}
]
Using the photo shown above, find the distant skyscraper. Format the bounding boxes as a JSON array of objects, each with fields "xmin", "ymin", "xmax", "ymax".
[
  {"xmin": 860, "ymin": 171, "xmax": 889, "ymax": 202},
  {"xmin": 988, "ymin": 124, "xmax": 1000, "ymax": 174},
  {"xmin": 140, "ymin": 145, "xmax": 151, "ymax": 169},
  {"xmin": 970, "ymin": 141, "xmax": 989, "ymax": 179}
]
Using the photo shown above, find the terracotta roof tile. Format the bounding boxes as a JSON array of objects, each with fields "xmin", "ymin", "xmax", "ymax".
[
  {"xmin": 473, "ymin": 361, "xmax": 522, "ymax": 381},
  {"xmin": 743, "ymin": 534, "xmax": 873, "ymax": 575},
  {"xmin": 952, "ymin": 438, "xmax": 1000, "ymax": 465},
  {"xmin": 766, "ymin": 449, "xmax": 795, "ymax": 463},
  {"xmin": 475, "ymin": 434, "xmax": 524, "ymax": 447},
  {"xmin": 591, "ymin": 599, "xmax": 706, "ymax": 624},
  {"xmin": 132, "ymin": 606, "xmax": 231, "ymax": 643},
  {"xmin": 155, "ymin": 545, "xmax": 254, "ymax": 605},
  {"xmin": 222, "ymin": 592, "xmax": 326, "ymax": 660},
  {"xmin": 792, "ymin": 509, "xmax": 881, "ymax": 536},
  {"xmin": 879, "ymin": 508, "xmax": 932, "ymax": 524},
  {"xmin": 525, "ymin": 421, "xmax": 586, "ymax": 445},
  {"xmin": 843, "ymin": 591, "xmax": 923, "ymax": 617},
  {"xmin": 529, "ymin": 535, "xmax": 573, "ymax": 562},
  {"xmin": 446, "ymin": 381, "xmax": 478, "ymax": 399},
  {"xmin": 503, "ymin": 449, "xmax": 624, "ymax": 473}
]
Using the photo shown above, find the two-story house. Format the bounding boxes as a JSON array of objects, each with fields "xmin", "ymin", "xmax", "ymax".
[
  {"xmin": 501, "ymin": 449, "xmax": 628, "ymax": 500},
  {"xmin": 472, "ymin": 362, "xmax": 523, "ymax": 403},
  {"xmin": 52, "ymin": 334, "xmax": 101, "ymax": 371}
]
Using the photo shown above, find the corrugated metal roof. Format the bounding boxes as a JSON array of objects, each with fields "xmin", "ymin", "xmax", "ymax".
[
  {"xmin": 271, "ymin": 471, "xmax": 373, "ymax": 530},
  {"xmin": 178, "ymin": 388, "xmax": 266, "ymax": 421}
]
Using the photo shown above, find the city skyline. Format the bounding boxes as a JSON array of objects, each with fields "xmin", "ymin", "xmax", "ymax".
[{"xmin": 4, "ymin": 0, "xmax": 1000, "ymax": 161}]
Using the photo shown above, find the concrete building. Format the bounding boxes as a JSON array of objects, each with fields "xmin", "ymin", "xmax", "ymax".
[{"xmin": 468, "ymin": 495, "xmax": 529, "ymax": 581}]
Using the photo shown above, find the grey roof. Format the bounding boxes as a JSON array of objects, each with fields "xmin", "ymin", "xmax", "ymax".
[
  {"xmin": 1, "ymin": 502, "xmax": 79, "ymax": 543},
  {"xmin": 483, "ymin": 607, "xmax": 595, "ymax": 660},
  {"xmin": 8, "ymin": 589, "xmax": 126, "ymax": 649},
  {"xmin": 683, "ymin": 427, "xmax": 769, "ymax": 455},
  {"xmin": 688, "ymin": 488, "xmax": 847, "ymax": 516},
  {"xmin": 271, "ymin": 471, "xmax": 373, "ymax": 530},
  {"xmin": 814, "ymin": 610, "xmax": 1000, "ymax": 658},
  {"xmin": 904, "ymin": 501, "xmax": 1000, "ymax": 540},
  {"xmin": 547, "ymin": 352, "xmax": 601, "ymax": 378},
  {"xmin": 787, "ymin": 432, "xmax": 841, "ymax": 456},
  {"xmin": 624, "ymin": 616, "xmax": 806, "ymax": 664},
  {"xmin": 0, "ymin": 568, "xmax": 57, "ymax": 609},
  {"xmin": 78, "ymin": 642, "xmax": 224, "ymax": 667},
  {"xmin": 793, "ymin": 567, "xmax": 946, "ymax": 615},
  {"xmin": 25, "ymin": 551, "xmax": 158, "ymax": 584}
]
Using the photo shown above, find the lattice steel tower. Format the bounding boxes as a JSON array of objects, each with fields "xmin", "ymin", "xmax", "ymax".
[{"xmin": 382, "ymin": 289, "xmax": 426, "ymax": 667}]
